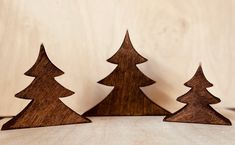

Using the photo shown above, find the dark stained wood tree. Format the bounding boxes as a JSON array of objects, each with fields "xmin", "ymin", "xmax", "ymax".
[
  {"xmin": 84, "ymin": 31, "xmax": 170, "ymax": 116},
  {"xmin": 164, "ymin": 65, "xmax": 231, "ymax": 125},
  {"xmin": 2, "ymin": 44, "xmax": 91, "ymax": 130}
]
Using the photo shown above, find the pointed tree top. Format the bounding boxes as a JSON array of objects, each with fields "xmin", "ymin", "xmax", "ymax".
[
  {"xmin": 24, "ymin": 44, "xmax": 64, "ymax": 77},
  {"xmin": 123, "ymin": 30, "xmax": 132, "ymax": 46},
  {"xmin": 184, "ymin": 64, "xmax": 213, "ymax": 88},
  {"xmin": 107, "ymin": 31, "xmax": 148, "ymax": 64}
]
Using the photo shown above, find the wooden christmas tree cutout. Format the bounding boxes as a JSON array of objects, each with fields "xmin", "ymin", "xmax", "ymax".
[
  {"xmin": 164, "ymin": 65, "xmax": 231, "ymax": 125},
  {"xmin": 83, "ymin": 31, "xmax": 171, "ymax": 116},
  {"xmin": 2, "ymin": 44, "xmax": 91, "ymax": 130}
]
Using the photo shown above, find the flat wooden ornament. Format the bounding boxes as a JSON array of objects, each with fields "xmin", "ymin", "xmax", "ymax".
[
  {"xmin": 2, "ymin": 44, "xmax": 91, "ymax": 130},
  {"xmin": 164, "ymin": 65, "xmax": 232, "ymax": 125},
  {"xmin": 83, "ymin": 31, "xmax": 171, "ymax": 116}
]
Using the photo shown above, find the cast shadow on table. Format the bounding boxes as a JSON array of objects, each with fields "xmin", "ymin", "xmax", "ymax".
[
  {"xmin": 141, "ymin": 79, "xmax": 172, "ymax": 111},
  {"xmin": 142, "ymin": 61, "xmax": 176, "ymax": 110},
  {"xmin": 226, "ymin": 108, "xmax": 235, "ymax": 112},
  {"xmin": 0, "ymin": 116, "xmax": 14, "ymax": 120},
  {"xmin": 80, "ymin": 80, "xmax": 108, "ymax": 114},
  {"xmin": 223, "ymin": 108, "xmax": 235, "ymax": 121}
]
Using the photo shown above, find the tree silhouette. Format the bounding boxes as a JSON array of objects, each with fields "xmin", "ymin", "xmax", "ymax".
[
  {"xmin": 84, "ymin": 31, "xmax": 170, "ymax": 116},
  {"xmin": 164, "ymin": 65, "xmax": 231, "ymax": 125},
  {"xmin": 2, "ymin": 44, "xmax": 90, "ymax": 130}
]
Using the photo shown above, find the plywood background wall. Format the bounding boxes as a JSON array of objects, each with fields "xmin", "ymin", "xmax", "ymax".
[{"xmin": 0, "ymin": 0, "xmax": 234, "ymax": 116}]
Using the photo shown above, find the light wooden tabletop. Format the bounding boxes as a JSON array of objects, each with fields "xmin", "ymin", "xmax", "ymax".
[{"xmin": 0, "ymin": 108, "xmax": 234, "ymax": 145}]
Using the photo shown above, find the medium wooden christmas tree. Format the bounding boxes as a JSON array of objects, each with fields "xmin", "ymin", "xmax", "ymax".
[
  {"xmin": 164, "ymin": 65, "xmax": 231, "ymax": 125},
  {"xmin": 84, "ymin": 31, "xmax": 170, "ymax": 116},
  {"xmin": 2, "ymin": 44, "xmax": 90, "ymax": 130}
]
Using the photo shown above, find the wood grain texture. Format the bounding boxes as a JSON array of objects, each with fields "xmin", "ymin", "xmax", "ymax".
[
  {"xmin": 164, "ymin": 65, "xmax": 232, "ymax": 125},
  {"xmin": 84, "ymin": 31, "xmax": 170, "ymax": 116},
  {"xmin": 1, "ymin": 45, "xmax": 90, "ymax": 130},
  {"xmin": 0, "ymin": 0, "xmax": 235, "ymax": 118}
]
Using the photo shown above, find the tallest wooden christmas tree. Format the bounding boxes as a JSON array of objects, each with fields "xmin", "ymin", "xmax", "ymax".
[
  {"xmin": 84, "ymin": 31, "xmax": 170, "ymax": 116},
  {"xmin": 2, "ymin": 44, "xmax": 90, "ymax": 130}
]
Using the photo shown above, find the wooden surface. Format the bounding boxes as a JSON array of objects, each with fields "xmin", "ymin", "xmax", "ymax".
[
  {"xmin": 84, "ymin": 31, "xmax": 170, "ymax": 116},
  {"xmin": 164, "ymin": 65, "xmax": 231, "ymax": 125},
  {"xmin": 2, "ymin": 45, "xmax": 90, "ymax": 130},
  {"xmin": 0, "ymin": 108, "xmax": 234, "ymax": 145},
  {"xmin": 0, "ymin": 2, "xmax": 235, "ymax": 144},
  {"xmin": 0, "ymin": 0, "xmax": 235, "ymax": 116}
]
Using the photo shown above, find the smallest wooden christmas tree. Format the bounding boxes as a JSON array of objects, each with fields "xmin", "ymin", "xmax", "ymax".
[
  {"xmin": 164, "ymin": 65, "xmax": 231, "ymax": 125},
  {"xmin": 2, "ymin": 44, "xmax": 90, "ymax": 130}
]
